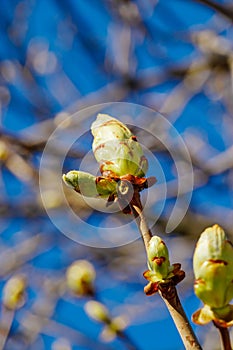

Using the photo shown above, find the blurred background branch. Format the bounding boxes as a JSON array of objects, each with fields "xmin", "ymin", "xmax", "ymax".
[{"xmin": 0, "ymin": 0, "xmax": 232, "ymax": 349}]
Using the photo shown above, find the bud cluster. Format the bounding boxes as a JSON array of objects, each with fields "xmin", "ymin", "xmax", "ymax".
[{"xmin": 63, "ymin": 114, "xmax": 154, "ymax": 212}]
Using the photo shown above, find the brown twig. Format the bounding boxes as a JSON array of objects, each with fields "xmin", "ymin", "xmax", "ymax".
[
  {"xmin": 129, "ymin": 189, "xmax": 202, "ymax": 350},
  {"xmin": 129, "ymin": 189, "xmax": 152, "ymax": 250},
  {"xmin": 213, "ymin": 322, "xmax": 232, "ymax": 350},
  {"xmin": 159, "ymin": 282, "xmax": 202, "ymax": 350}
]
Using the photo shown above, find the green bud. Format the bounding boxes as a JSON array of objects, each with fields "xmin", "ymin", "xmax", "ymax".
[
  {"xmin": 91, "ymin": 114, "xmax": 148, "ymax": 177},
  {"xmin": 2, "ymin": 275, "xmax": 26, "ymax": 310},
  {"xmin": 110, "ymin": 316, "xmax": 127, "ymax": 333},
  {"xmin": 63, "ymin": 170, "xmax": 96, "ymax": 195},
  {"xmin": 146, "ymin": 236, "xmax": 171, "ymax": 281},
  {"xmin": 100, "ymin": 326, "xmax": 117, "ymax": 342},
  {"xmin": 66, "ymin": 260, "xmax": 96, "ymax": 296},
  {"xmin": 84, "ymin": 300, "xmax": 110, "ymax": 323},
  {"xmin": 63, "ymin": 170, "xmax": 117, "ymax": 198},
  {"xmin": 100, "ymin": 316, "xmax": 127, "ymax": 342},
  {"xmin": 193, "ymin": 224, "xmax": 233, "ymax": 309},
  {"xmin": 143, "ymin": 236, "xmax": 185, "ymax": 296}
]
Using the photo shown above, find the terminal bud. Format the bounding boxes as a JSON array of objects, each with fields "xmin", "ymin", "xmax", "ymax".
[{"xmin": 91, "ymin": 114, "xmax": 148, "ymax": 177}]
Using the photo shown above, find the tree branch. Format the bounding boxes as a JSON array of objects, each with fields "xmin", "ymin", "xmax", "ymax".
[{"xmin": 129, "ymin": 190, "xmax": 203, "ymax": 350}]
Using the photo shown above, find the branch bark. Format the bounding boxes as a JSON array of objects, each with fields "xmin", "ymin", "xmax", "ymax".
[{"xmin": 159, "ymin": 283, "xmax": 202, "ymax": 350}]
